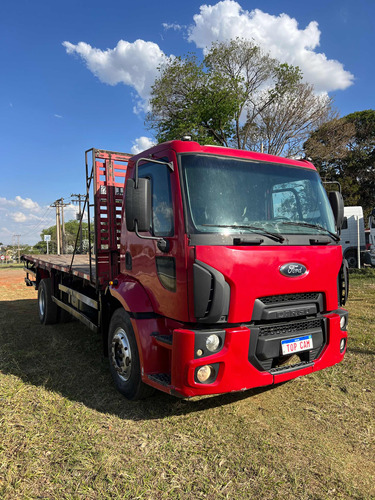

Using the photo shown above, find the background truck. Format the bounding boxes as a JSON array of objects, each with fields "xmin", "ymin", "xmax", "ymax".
[
  {"xmin": 22, "ymin": 141, "xmax": 349, "ymax": 400},
  {"xmin": 366, "ymin": 209, "xmax": 375, "ymax": 266},
  {"xmin": 341, "ymin": 206, "xmax": 373, "ymax": 268}
]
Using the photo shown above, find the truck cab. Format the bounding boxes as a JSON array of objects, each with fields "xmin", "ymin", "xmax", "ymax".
[{"xmin": 108, "ymin": 140, "xmax": 349, "ymax": 398}]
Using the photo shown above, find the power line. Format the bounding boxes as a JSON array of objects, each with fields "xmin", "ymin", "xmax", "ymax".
[
  {"xmin": 20, "ymin": 206, "xmax": 56, "ymax": 237},
  {"xmin": 18, "ymin": 195, "xmax": 80, "ymax": 244}
]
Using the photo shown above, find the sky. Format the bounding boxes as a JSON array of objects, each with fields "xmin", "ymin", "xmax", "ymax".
[{"xmin": 1, "ymin": 0, "xmax": 374, "ymax": 246}]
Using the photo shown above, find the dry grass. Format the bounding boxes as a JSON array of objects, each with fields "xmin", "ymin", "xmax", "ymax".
[{"xmin": 0, "ymin": 268, "xmax": 374, "ymax": 499}]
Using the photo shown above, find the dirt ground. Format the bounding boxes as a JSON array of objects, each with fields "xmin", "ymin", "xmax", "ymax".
[{"xmin": 0, "ymin": 267, "xmax": 36, "ymax": 301}]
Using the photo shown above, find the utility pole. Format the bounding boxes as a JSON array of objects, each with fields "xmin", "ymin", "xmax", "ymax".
[
  {"xmin": 71, "ymin": 193, "xmax": 85, "ymax": 252},
  {"xmin": 51, "ymin": 200, "xmax": 61, "ymax": 255},
  {"xmin": 51, "ymin": 198, "xmax": 69, "ymax": 255},
  {"xmin": 13, "ymin": 234, "xmax": 21, "ymax": 263},
  {"xmin": 61, "ymin": 198, "xmax": 66, "ymax": 254}
]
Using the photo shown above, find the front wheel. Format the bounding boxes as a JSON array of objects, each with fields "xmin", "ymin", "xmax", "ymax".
[{"xmin": 108, "ymin": 309, "xmax": 154, "ymax": 400}]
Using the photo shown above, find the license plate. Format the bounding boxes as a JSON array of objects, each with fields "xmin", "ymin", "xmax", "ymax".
[{"xmin": 281, "ymin": 335, "xmax": 313, "ymax": 355}]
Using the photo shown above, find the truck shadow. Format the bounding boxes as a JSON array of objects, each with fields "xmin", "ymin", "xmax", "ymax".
[
  {"xmin": 348, "ymin": 347, "xmax": 375, "ymax": 356},
  {"xmin": 0, "ymin": 299, "xmax": 276, "ymax": 420}
]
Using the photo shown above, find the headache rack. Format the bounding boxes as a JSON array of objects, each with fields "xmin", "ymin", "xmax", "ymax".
[{"xmin": 70, "ymin": 148, "xmax": 132, "ymax": 289}]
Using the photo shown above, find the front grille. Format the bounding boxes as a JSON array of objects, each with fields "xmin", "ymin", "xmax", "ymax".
[
  {"xmin": 259, "ymin": 318, "xmax": 322, "ymax": 337},
  {"xmin": 259, "ymin": 292, "xmax": 320, "ymax": 305},
  {"xmin": 248, "ymin": 317, "xmax": 326, "ymax": 372}
]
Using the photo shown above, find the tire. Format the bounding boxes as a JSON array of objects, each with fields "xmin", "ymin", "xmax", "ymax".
[
  {"xmin": 38, "ymin": 278, "xmax": 58, "ymax": 325},
  {"xmin": 346, "ymin": 252, "xmax": 358, "ymax": 268},
  {"xmin": 108, "ymin": 309, "xmax": 155, "ymax": 400}
]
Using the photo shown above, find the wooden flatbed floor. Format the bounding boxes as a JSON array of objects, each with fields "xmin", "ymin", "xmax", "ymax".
[{"xmin": 22, "ymin": 254, "xmax": 96, "ymax": 283}]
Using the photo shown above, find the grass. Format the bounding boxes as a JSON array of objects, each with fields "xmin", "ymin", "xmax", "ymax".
[
  {"xmin": 0, "ymin": 268, "xmax": 374, "ymax": 499},
  {"xmin": 0, "ymin": 263, "xmax": 24, "ymax": 269}
]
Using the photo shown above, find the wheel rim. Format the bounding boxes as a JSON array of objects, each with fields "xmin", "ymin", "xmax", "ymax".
[
  {"xmin": 111, "ymin": 327, "xmax": 132, "ymax": 382},
  {"xmin": 39, "ymin": 287, "xmax": 45, "ymax": 318}
]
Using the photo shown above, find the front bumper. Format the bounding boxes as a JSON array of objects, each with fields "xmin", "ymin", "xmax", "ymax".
[{"xmin": 168, "ymin": 310, "xmax": 348, "ymax": 398}]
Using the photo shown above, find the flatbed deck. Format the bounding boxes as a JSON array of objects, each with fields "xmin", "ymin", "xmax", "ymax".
[{"xmin": 22, "ymin": 254, "xmax": 96, "ymax": 283}]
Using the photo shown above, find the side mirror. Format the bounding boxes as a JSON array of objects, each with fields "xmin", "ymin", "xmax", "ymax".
[
  {"xmin": 125, "ymin": 178, "xmax": 151, "ymax": 232},
  {"xmin": 328, "ymin": 190, "xmax": 344, "ymax": 230}
]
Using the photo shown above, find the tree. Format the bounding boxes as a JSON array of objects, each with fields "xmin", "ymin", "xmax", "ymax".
[
  {"xmin": 204, "ymin": 38, "xmax": 276, "ymax": 149},
  {"xmin": 147, "ymin": 53, "xmax": 240, "ymax": 146},
  {"xmin": 249, "ymin": 81, "xmax": 335, "ymax": 156},
  {"xmin": 147, "ymin": 38, "xmax": 334, "ymax": 156},
  {"xmin": 304, "ymin": 110, "xmax": 375, "ymax": 218},
  {"xmin": 31, "ymin": 241, "xmax": 49, "ymax": 254},
  {"xmin": 38, "ymin": 220, "xmax": 91, "ymax": 254}
]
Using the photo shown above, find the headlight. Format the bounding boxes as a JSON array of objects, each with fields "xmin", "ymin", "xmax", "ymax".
[
  {"xmin": 206, "ymin": 334, "xmax": 220, "ymax": 352},
  {"xmin": 194, "ymin": 330, "xmax": 225, "ymax": 359}
]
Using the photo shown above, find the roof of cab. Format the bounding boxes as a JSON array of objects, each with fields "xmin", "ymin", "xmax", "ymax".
[{"xmin": 130, "ymin": 140, "xmax": 316, "ymax": 170}]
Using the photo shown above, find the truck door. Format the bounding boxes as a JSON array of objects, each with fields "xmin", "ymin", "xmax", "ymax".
[{"xmin": 122, "ymin": 151, "xmax": 188, "ymax": 322}]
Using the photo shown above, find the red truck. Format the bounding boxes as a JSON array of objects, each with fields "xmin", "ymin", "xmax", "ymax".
[{"xmin": 22, "ymin": 140, "xmax": 349, "ymax": 400}]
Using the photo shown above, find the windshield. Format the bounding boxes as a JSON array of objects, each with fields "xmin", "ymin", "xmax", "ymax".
[{"xmin": 180, "ymin": 154, "xmax": 336, "ymax": 238}]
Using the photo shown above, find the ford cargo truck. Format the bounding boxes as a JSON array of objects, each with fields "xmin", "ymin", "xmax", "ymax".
[{"xmin": 22, "ymin": 141, "xmax": 349, "ymax": 399}]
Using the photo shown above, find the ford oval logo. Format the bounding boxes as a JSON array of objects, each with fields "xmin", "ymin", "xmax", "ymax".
[{"xmin": 280, "ymin": 263, "xmax": 307, "ymax": 277}]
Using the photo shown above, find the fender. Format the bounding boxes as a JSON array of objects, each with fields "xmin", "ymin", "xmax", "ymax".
[
  {"xmin": 107, "ymin": 276, "xmax": 157, "ymax": 373},
  {"xmin": 109, "ymin": 275, "xmax": 154, "ymax": 314}
]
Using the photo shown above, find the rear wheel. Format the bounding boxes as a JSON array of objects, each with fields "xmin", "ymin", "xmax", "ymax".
[
  {"xmin": 38, "ymin": 278, "xmax": 58, "ymax": 324},
  {"xmin": 108, "ymin": 309, "xmax": 154, "ymax": 400}
]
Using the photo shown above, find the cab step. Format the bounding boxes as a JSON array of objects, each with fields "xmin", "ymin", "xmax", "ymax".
[
  {"xmin": 151, "ymin": 333, "xmax": 173, "ymax": 349},
  {"xmin": 147, "ymin": 373, "xmax": 171, "ymax": 387}
]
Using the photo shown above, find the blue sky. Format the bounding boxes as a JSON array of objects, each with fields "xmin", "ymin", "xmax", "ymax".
[{"xmin": 1, "ymin": 0, "xmax": 374, "ymax": 245}]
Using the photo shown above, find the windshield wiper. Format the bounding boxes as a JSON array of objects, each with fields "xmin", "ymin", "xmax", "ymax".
[
  {"xmin": 277, "ymin": 221, "xmax": 340, "ymax": 242},
  {"xmin": 202, "ymin": 224, "xmax": 285, "ymax": 243}
]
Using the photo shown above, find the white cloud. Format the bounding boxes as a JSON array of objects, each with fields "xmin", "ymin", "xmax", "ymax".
[
  {"xmin": 63, "ymin": 39, "xmax": 170, "ymax": 102},
  {"xmin": 0, "ymin": 196, "xmax": 79, "ymax": 246},
  {"xmin": 131, "ymin": 136, "xmax": 156, "ymax": 154},
  {"xmin": 163, "ymin": 23, "xmax": 184, "ymax": 31},
  {"xmin": 54, "ymin": 114, "xmax": 63, "ymax": 119},
  {"xmin": 15, "ymin": 196, "xmax": 40, "ymax": 211},
  {"xmin": 0, "ymin": 196, "xmax": 40, "ymax": 211},
  {"xmin": 62, "ymin": 1, "xmax": 353, "ymax": 113},
  {"xmin": 10, "ymin": 212, "xmax": 28, "ymax": 223},
  {"xmin": 188, "ymin": 1, "xmax": 354, "ymax": 92}
]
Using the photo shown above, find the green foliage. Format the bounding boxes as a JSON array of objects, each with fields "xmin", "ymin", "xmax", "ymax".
[
  {"xmin": 37, "ymin": 220, "xmax": 90, "ymax": 254},
  {"xmin": 147, "ymin": 38, "xmax": 333, "ymax": 156},
  {"xmin": 305, "ymin": 110, "xmax": 375, "ymax": 218},
  {"xmin": 148, "ymin": 54, "xmax": 239, "ymax": 145},
  {"xmin": 29, "ymin": 241, "xmax": 48, "ymax": 254}
]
